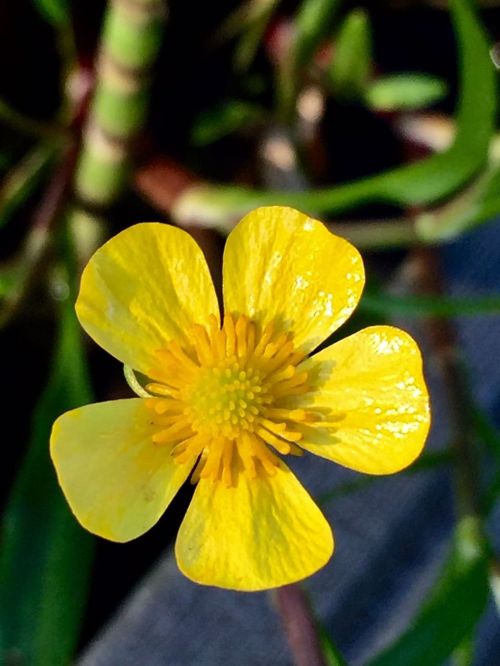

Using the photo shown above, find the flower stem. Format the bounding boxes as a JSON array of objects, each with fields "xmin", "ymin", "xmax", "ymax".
[{"xmin": 272, "ymin": 584, "xmax": 328, "ymax": 666}]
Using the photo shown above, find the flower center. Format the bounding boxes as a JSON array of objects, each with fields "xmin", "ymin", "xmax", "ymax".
[
  {"xmin": 186, "ymin": 362, "xmax": 265, "ymax": 439},
  {"xmin": 144, "ymin": 313, "xmax": 315, "ymax": 485}
]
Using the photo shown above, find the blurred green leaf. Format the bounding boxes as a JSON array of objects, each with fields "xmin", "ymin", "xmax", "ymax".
[
  {"xmin": 365, "ymin": 74, "xmax": 447, "ymax": 112},
  {"xmin": 319, "ymin": 625, "xmax": 348, "ymax": 666},
  {"xmin": 279, "ymin": 0, "xmax": 342, "ymax": 118},
  {"xmin": 232, "ymin": 0, "xmax": 281, "ymax": 72},
  {"xmin": 368, "ymin": 518, "xmax": 489, "ymax": 666},
  {"xmin": 471, "ymin": 405, "xmax": 500, "ymax": 459},
  {"xmin": 360, "ymin": 291, "xmax": 500, "ymax": 318},
  {"xmin": 0, "ymin": 300, "xmax": 94, "ymax": 665},
  {"xmin": 32, "ymin": 0, "xmax": 69, "ymax": 25},
  {"xmin": 476, "ymin": 404, "xmax": 500, "ymax": 511},
  {"xmin": 191, "ymin": 101, "xmax": 265, "ymax": 146},
  {"xmin": 461, "ymin": 160, "xmax": 500, "ymax": 234},
  {"xmin": 0, "ymin": 267, "xmax": 20, "ymax": 299},
  {"xmin": 175, "ymin": 0, "xmax": 496, "ymax": 230},
  {"xmin": 415, "ymin": 156, "xmax": 500, "ymax": 241},
  {"xmin": 294, "ymin": 0, "xmax": 342, "ymax": 68},
  {"xmin": 329, "ymin": 9, "xmax": 372, "ymax": 100},
  {"xmin": 0, "ymin": 144, "xmax": 57, "ymax": 229},
  {"xmin": 452, "ymin": 636, "xmax": 475, "ymax": 666},
  {"xmin": 479, "ymin": 156, "xmax": 500, "ymax": 204},
  {"xmin": 0, "ymin": 99, "xmax": 64, "ymax": 140}
]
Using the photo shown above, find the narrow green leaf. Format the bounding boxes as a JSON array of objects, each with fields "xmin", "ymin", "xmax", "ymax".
[
  {"xmin": 0, "ymin": 266, "xmax": 21, "ymax": 299},
  {"xmin": 368, "ymin": 519, "xmax": 489, "ymax": 666},
  {"xmin": 0, "ymin": 99, "xmax": 64, "ymax": 140},
  {"xmin": 32, "ymin": 0, "xmax": 69, "ymax": 25},
  {"xmin": 232, "ymin": 0, "xmax": 281, "ymax": 72},
  {"xmin": 191, "ymin": 101, "xmax": 264, "ymax": 146},
  {"xmin": 463, "ymin": 162, "xmax": 500, "ymax": 233},
  {"xmin": 278, "ymin": 0, "xmax": 342, "ymax": 118},
  {"xmin": 415, "ymin": 162, "xmax": 498, "ymax": 241},
  {"xmin": 365, "ymin": 74, "xmax": 447, "ymax": 112},
  {"xmin": 480, "ymin": 157, "xmax": 500, "ymax": 204},
  {"xmin": 318, "ymin": 624, "xmax": 348, "ymax": 666},
  {"xmin": 360, "ymin": 291, "xmax": 500, "ymax": 318},
  {"xmin": 0, "ymin": 145, "xmax": 57, "ymax": 229},
  {"xmin": 477, "ymin": 403, "xmax": 500, "ymax": 511},
  {"xmin": 0, "ymin": 301, "xmax": 94, "ymax": 665},
  {"xmin": 452, "ymin": 636, "xmax": 475, "ymax": 666},
  {"xmin": 329, "ymin": 9, "xmax": 372, "ymax": 100},
  {"xmin": 294, "ymin": 0, "xmax": 342, "ymax": 69},
  {"xmin": 471, "ymin": 405, "xmax": 500, "ymax": 459},
  {"xmin": 174, "ymin": 0, "xmax": 496, "ymax": 229}
]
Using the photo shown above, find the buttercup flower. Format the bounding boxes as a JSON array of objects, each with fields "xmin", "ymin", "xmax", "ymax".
[{"xmin": 51, "ymin": 206, "xmax": 430, "ymax": 591}]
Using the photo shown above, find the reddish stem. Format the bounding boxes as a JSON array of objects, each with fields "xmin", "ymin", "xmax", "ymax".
[{"xmin": 273, "ymin": 585, "xmax": 327, "ymax": 666}]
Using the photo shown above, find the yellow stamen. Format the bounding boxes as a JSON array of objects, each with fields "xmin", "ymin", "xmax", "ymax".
[{"xmin": 147, "ymin": 314, "xmax": 312, "ymax": 483}]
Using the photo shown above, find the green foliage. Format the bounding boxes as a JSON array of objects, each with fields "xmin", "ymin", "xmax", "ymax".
[
  {"xmin": 0, "ymin": 300, "xmax": 95, "ymax": 665},
  {"xmin": 365, "ymin": 74, "xmax": 447, "ymax": 112},
  {"xmin": 319, "ymin": 625, "xmax": 348, "ymax": 666},
  {"xmin": 329, "ymin": 9, "xmax": 372, "ymax": 100},
  {"xmin": 415, "ymin": 166, "xmax": 495, "ymax": 241},
  {"xmin": 294, "ymin": 0, "xmax": 342, "ymax": 68},
  {"xmin": 191, "ymin": 101, "xmax": 264, "ymax": 146},
  {"xmin": 360, "ymin": 291, "xmax": 500, "ymax": 318},
  {"xmin": 32, "ymin": 0, "xmax": 69, "ymax": 25},
  {"xmin": 174, "ymin": 0, "xmax": 496, "ymax": 230},
  {"xmin": 0, "ymin": 145, "xmax": 57, "ymax": 230},
  {"xmin": 278, "ymin": 0, "xmax": 342, "ymax": 117},
  {"xmin": 368, "ymin": 520, "xmax": 489, "ymax": 666},
  {"xmin": 231, "ymin": 0, "xmax": 282, "ymax": 72}
]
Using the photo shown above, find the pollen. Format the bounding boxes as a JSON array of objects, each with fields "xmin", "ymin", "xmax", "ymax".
[{"xmin": 145, "ymin": 313, "xmax": 315, "ymax": 485}]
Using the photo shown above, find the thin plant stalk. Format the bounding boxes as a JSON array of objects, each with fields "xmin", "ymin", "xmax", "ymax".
[{"xmin": 74, "ymin": 0, "xmax": 166, "ymax": 208}]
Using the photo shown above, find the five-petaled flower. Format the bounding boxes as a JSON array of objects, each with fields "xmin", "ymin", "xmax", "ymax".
[{"xmin": 50, "ymin": 206, "xmax": 430, "ymax": 591}]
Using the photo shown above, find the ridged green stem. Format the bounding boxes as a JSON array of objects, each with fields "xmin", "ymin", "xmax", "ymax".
[{"xmin": 74, "ymin": 0, "xmax": 166, "ymax": 207}]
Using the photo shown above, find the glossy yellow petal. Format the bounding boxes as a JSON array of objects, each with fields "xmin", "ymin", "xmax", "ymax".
[
  {"xmin": 76, "ymin": 223, "xmax": 219, "ymax": 378},
  {"xmin": 300, "ymin": 326, "xmax": 430, "ymax": 474},
  {"xmin": 223, "ymin": 206, "xmax": 364, "ymax": 353},
  {"xmin": 50, "ymin": 399, "xmax": 195, "ymax": 542},
  {"xmin": 175, "ymin": 462, "xmax": 333, "ymax": 590}
]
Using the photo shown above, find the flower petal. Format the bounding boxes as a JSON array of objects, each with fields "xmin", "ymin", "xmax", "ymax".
[
  {"xmin": 50, "ymin": 399, "xmax": 195, "ymax": 542},
  {"xmin": 300, "ymin": 326, "xmax": 430, "ymax": 474},
  {"xmin": 175, "ymin": 462, "xmax": 333, "ymax": 590},
  {"xmin": 76, "ymin": 223, "xmax": 219, "ymax": 377},
  {"xmin": 223, "ymin": 206, "xmax": 364, "ymax": 353}
]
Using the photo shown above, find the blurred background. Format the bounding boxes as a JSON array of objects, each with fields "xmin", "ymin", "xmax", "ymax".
[{"xmin": 1, "ymin": 0, "xmax": 500, "ymax": 664}]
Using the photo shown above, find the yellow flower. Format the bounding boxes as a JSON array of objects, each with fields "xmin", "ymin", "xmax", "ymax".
[{"xmin": 51, "ymin": 206, "xmax": 430, "ymax": 591}]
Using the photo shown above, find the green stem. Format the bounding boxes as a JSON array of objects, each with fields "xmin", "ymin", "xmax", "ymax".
[{"xmin": 74, "ymin": 0, "xmax": 166, "ymax": 207}]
